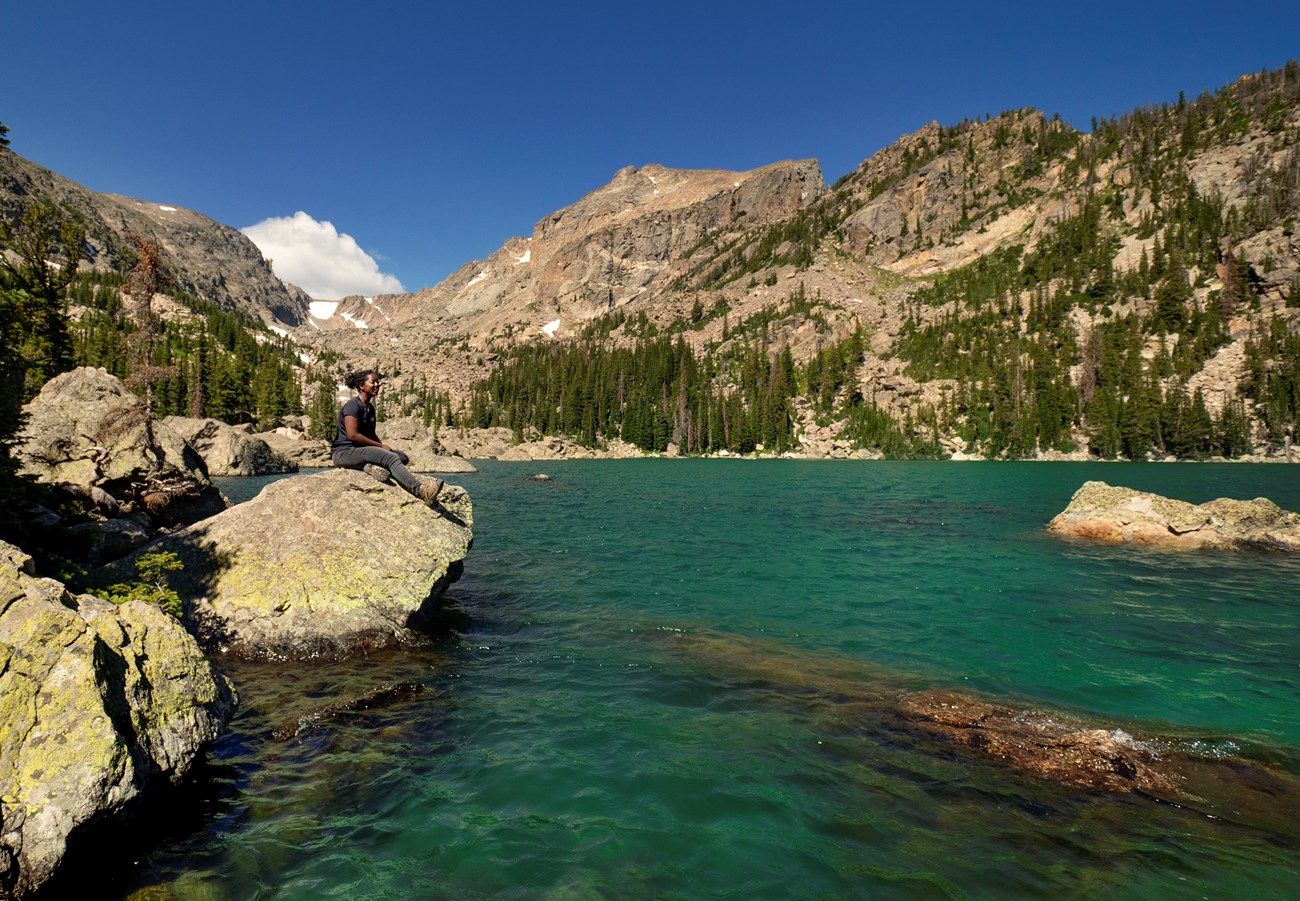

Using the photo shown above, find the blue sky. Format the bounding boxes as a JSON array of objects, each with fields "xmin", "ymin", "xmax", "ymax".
[{"xmin": 4, "ymin": 1, "xmax": 1299, "ymax": 298}]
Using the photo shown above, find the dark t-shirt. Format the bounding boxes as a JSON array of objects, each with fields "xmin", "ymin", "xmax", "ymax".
[{"xmin": 331, "ymin": 396, "xmax": 377, "ymax": 452}]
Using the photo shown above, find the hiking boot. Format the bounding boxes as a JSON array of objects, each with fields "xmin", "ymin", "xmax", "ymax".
[
  {"xmin": 417, "ymin": 478, "xmax": 444, "ymax": 506},
  {"xmin": 363, "ymin": 464, "xmax": 393, "ymax": 484}
]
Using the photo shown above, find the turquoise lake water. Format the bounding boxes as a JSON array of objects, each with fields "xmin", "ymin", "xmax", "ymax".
[{"xmin": 114, "ymin": 462, "xmax": 1299, "ymax": 899}]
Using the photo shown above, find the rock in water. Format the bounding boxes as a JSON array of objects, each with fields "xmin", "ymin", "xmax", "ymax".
[
  {"xmin": 0, "ymin": 541, "xmax": 236, "ymax": 899},
  {"xmin": 163, "ymin": 416, "xmax": 299, "ymax": 476},
  {"xmin": 1047, "ymin": 481, "xmax": 1300, "ymax": 552},
  {"xmin": 106, "ymin": 468, "xmax": 474, "ymax": 659},
  {"xmin": 15, "ymin": 367, "xmax": 227, "ymax": 528}
]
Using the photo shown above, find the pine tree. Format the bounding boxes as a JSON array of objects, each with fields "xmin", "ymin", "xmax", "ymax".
[{"xmin": 0, "ymin": 204, "xmax": 84, "ymax": 398}]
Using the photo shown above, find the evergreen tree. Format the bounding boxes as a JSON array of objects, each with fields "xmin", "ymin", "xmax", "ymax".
[{"xmin": 0, "ymin": 204, "xmax": 84, "ymax": 398}]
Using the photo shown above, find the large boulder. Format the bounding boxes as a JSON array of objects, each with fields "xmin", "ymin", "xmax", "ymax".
[
  {"xmin": 254, "ymin": 427, "xmax": 332, "ymax": 468},
  {"xmin": 392, "ymin": 438, "xmax": 479, "ymax": 474},
  {"xmin": 14, "ymin": 368, "xmax": 227, "ymax": 528},
  {"xmin": 163, "ymin": 417, "xmax": 299, "ymax": 476},
  {"xmin": 1047, "ymin": 481, "xmax": 1300, "ymax": 552},
  {"xmin": 105, "ymin": 469, "xmax": 474, "ymax": 659},
  {"xmin": 0, "ymin": 540, "xmax": 236, "ymax": 898},
  {"xmin": 365, "ymin": 416, "xmax": 477, "ymax": 472}
]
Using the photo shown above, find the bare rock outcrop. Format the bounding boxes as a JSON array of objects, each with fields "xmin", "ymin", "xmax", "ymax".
[
  {"xmin": 0, "ymin": 541, "xmax": 236, "ymax": 899},
  {"xmin": 102, "ymin": 469, "xmax": 474, "ymax": 659},
  {"xmin": 15, "ymin": 368, "xmax": 227, "ymax": 528},
  {"xmin": 163, "ymin": 416, "xmax": 298, "ymax": 477},
  {"xmin": 0, "ymin": 149, "xmax": 309, "ymax": 328},
  {"xmin": 254, "ymin": 427, "xmax": 333, "ymax": 468},
  {"xmin": 1047, "ymin": 481, "xmax": 1300, "ymax": 552},
  {"xmin": 374, "ymin": 417, "xmax": 478, "ymax": 472},
  {"xmin": 436, "ymin": 427, "xmax": 643, "ymax": 461}
]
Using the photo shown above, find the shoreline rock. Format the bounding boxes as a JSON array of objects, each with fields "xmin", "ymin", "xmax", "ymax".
[
  {"xmin": 99, "ymin": 469, "xmax": 474, "ymax": 660},
  {"xmin": 1047, "ymin": 481, "xmax": 1300, "ymax": 552},
  {"xmin": 15, "ymin": 368, "xmax": 227, "ymax": 529},
  {"xmin": 0, "ymin": 541, "xmax": 235, "ymax": 898},
  {"xmin": 163, "ymin": 416, "xmax": 299, "ymax": 477},
  {"xmin": 254, "ymin": 427, "xmax": 333, "ymax": 468}
]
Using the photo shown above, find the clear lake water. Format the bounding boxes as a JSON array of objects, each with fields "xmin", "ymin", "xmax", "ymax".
[{"xmin": 108, "ymin": 461, "xmax": 1300, "ymax": 899}]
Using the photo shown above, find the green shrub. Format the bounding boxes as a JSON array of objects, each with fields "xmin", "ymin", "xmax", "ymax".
[{"xmin": 98, "ymin": 551, "xmax": 185, "ymax": 618}]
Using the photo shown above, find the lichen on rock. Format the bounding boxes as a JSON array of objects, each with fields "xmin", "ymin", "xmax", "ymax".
[
  {"xmin": 0, "ymin": 540, "xmax": 235, "ymax": 899},
  {"xmin": 99, "ymin": 468, "xmax": 475, "ymax": 660}
]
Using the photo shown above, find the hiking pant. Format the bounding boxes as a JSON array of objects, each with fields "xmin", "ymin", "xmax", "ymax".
[{"xmin": 332, "ymin": 446, "xmax": 422, "ymax": 495}]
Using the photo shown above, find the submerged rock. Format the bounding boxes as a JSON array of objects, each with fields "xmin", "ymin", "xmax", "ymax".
[
  {"xmin": 1047, "ymin": 481, "xmax": 1300, "ymax": 552},
  {"xmin": 0, "ymin": 540, "xmax": 236, "ymax": 899},
  {"xmin": 102, "ymin": 468, "xmax": 474, "ymax": 659},
  {"xmin": 14, "ymin": 367, "xmax": 227, "ymax": 529},
  {"xmin": 163, "ymin": 416, "xmax": 299, "ymax": 476},
  {"xmin": 900, "ymin": 690, "xmax": 1175, "ymax": 793},
  {"xmin": 652, "ymin": 628, "xmax": 1300, "ymax": 837},
  {"xmin": 270, "ymin": 680, "xmax": 428, "ymax": 741}
]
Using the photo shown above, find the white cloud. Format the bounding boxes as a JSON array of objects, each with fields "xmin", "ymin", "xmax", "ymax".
[{"xmin": 241, "ymin": 211, "xmax": 405, "ymax": 300}]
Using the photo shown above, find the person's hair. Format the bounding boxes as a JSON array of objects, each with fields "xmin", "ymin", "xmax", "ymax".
[{"xmin": 344, "ymin": 369, "xmax": 381, "ymax": 391}]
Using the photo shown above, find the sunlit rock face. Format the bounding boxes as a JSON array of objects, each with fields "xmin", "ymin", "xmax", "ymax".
[
  {"xmin": 1048, "ymin": 481, "xmax": 1300, "ymax": 552},
  {"xmin": 100, "ymin": 468, "xmax": 474, "ymax": 660}
]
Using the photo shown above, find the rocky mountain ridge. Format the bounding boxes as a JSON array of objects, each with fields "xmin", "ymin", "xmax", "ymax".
[
  {"xmin": 305, "ymin": 160, "xmax": 824, "ymax": 388},
  {"xmin": 0, "ymin": 149, "xmax": 310, "ymax": 328},
  {"xmin": 5, "ymin": 64, "xmax": 1297, "ymax": 460},
  {"xmin": 305, "ymin": 66, "xmax": 1298, "ymax": 460}
]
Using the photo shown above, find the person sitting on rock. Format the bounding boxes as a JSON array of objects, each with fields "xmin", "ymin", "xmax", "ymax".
[{"xmin": 331, "ymin": 369, "xmax": 443, "ymax": 506}]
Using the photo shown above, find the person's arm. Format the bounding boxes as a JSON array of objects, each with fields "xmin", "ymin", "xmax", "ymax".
[{"xmin": 343, "ymin": 415, "xmax": 391, "ymax": 451}]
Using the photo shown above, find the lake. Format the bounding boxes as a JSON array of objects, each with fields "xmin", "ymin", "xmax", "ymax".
[{"xmin": 114, "ymin": 461, "xmax": 1300, "ymax": 898}]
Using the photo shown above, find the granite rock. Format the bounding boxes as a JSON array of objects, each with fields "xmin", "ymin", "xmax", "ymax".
[
  {"xmin": 1047, "ymin": 481, "xmax": 1300, "ymax": 552},
  {"xmin": 102, "ymin": 469, "xmax": 474, "ymax": 659},
  {"xmin": 0, "ymin": 541, "xmax": 235, "ymax": 898}
]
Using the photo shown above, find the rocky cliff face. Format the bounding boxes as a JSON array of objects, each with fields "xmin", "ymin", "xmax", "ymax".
[
  {"xmin": 0, "ymin": 149, "xmax": 310, "ymax": 327},
  {"xmin": 306, "ymin": 159, "xmax": 823, "ymax": 355}
]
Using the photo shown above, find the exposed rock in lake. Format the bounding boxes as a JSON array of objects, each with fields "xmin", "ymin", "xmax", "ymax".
[
  {"xmin": 0, "ymin": 540, "xmax": 236, "ymax": 899},
  {"xmin": 15, "ymin": 368, "xmax": 227, "ymax": 529},
  {"xmin": 1047, "ymin": 481, "xmax": 1300, "ymax": 552},
  {"xmin": 163, "ymin": 416, "xmax": 298, "ymax": 476},
  {"xmin": 101, "ymin": 469, "xmax": 474, "ymax": 659}
]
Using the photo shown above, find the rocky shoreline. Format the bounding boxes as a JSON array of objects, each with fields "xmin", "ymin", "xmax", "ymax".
[{"xmin": 1, "ymin": 368, "xmax": 475, "ymax": 898}]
